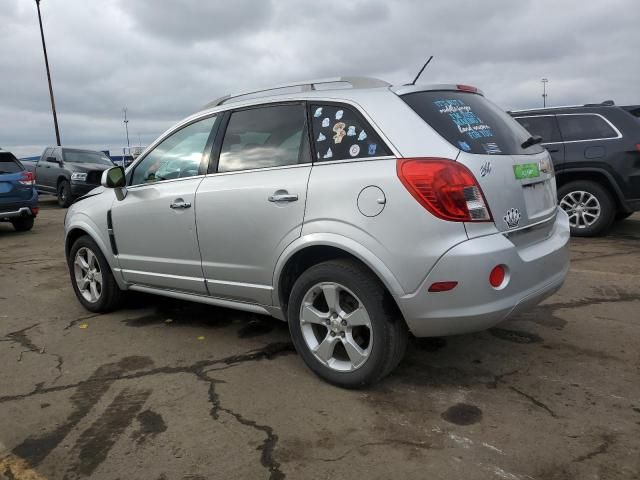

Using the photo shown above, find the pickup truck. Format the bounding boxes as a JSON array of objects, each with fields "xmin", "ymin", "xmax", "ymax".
[{"xmin": 23, "ymin": 147, "xmax": 114, "ymax": 207}]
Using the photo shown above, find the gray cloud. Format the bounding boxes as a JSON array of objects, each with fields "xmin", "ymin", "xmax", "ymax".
[{"xmin": 1, "ymin": 0, "xmax": 638, "ymax": 158}]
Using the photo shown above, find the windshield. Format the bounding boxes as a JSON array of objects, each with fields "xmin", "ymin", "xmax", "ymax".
[
  {"xmin": 401, "ymin": 90, "xmax": 544, "ymax": 156},
  {"xmin": 63, "ymin": 150, "xmax": 113, "ymax": 166}
]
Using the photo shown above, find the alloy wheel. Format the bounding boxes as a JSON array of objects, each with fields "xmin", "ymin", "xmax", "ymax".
[
  {"xmin": 299, "ymin": 282, "xmax": 373, "ymax": 372},
  {"xmin": 74, "ymin": 247, "xmax": 103, "ymax": 303},
  {"xmin": 560, "ymin": 190, "xmax": 601, "ymax": 229}
]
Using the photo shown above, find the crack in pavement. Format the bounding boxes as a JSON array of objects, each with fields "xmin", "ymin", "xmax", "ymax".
[
  {"xmin": 509, "ymin": 386, "xmax": 558, "ymax": 418},
  {"xmin": 313, "ymin": 439, "xmax": 435, "ymax": 462},
  {"xmin": 63, "ymin": 313, "xmax": 103, "ymax": 331},
  {"xmin": 2, "ymin": 342, "xmax": 295, "ymax": 479},
  {"xmin": 572, "ymin": 433, "xmax": 615, "ymax": 463}
]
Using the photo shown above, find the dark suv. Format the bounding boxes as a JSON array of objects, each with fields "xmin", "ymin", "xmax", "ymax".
[{"xmin": 510, "ymin": 102, "xmax": 640, "ymax": 236}]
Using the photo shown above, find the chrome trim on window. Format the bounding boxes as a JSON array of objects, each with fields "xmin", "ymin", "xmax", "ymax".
[{"xmin": 514, "ymin": 113, "xmax": 622, "ymax": 144}]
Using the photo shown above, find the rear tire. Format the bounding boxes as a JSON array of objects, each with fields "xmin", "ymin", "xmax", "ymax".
[
  {"xmin": 11, "ymin": 217, "xmax": 34, "ymax": 232},
  {"xmin": 57, "ymin": 180, "xmax": 73, "ymax": 208},
  {"xmin": 68, "ymin": 235, "xmax": 123, "ymax": 312},
  {"xmin": 287, "ymin": 259, "xmax": 408, "ymax": 388},
  {"xmin": 558, "ymin": 180, "xmax": 615, "ymax": 237}
]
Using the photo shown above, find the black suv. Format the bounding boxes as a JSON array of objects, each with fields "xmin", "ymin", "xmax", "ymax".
[{"xmin": 510, "ymin": 102, "xmax": 640, "ymax": 236}]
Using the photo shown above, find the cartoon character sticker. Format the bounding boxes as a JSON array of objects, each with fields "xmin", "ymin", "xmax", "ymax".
[
  {"xmin": 314, "ymin": 107, "xmax": 323, "ymax": 118},
  {"xmin": 323, "ymin": 148, "xmax": 333, "ymax": 159},
  {"xmin": 347, "ymin": 126, "xmax": 356, "ymax": 136},
  {"xmin": 458, "ymin": 140, "xmax": 471, "ymax": 151},
  {"xmin": 322, "ymin": 118, "xmax": 330, "ymax": 128},
  {"xmin": 333, "ymin": 122, "xmax": 346, "ymax": 144},
  {"xmin": 358, "ymin": 130, "xmax": 367, "ymax": 141},
  {"xmin": 317, "ymin": 132, "xmax": 326, "ymax": 142},
  {"xmin": 368, "ymin": 143, "xmax": 377, "ymax": 155},
  {"xmin": 336, "ymin": 110, "xmax": 344, "ymax": 120},
  {"xmin": 349, "ymin": 144, "xmax": 360, "ymax": 157}
]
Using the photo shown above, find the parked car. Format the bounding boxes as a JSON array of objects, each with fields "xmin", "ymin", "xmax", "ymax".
[
  {"xmin": 509, "ymin": 101, "xmax": 640, "ymax": 236},
  {"xmin": 64, "ymin": 77, "xmax": 570, "ymax": 387},
  {"xmin": 23, "ymin": 147, "xmax": 114, "ymax": 207},
  {"xmin": 0, "ymin": 150, "xmax": 38, "ymax": 231}
]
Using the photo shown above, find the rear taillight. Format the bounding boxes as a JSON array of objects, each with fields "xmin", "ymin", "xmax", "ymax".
[
  {"xmin": 397, "ymin": 158, "xmax": 492, "ymax": 222},
  {"xmin": 457, "ymin": 84, "xmax": 478, "ymax": 93},
  {"xmin": 635, "ymin": 144, "xmax": 640, "ymax": 153},
  {"xmin": 19, "ymin": 171, "xmax": 35, "ymax": 186},
  {"xmin": 31, "ymin": 207, "xmax": 39, "ymax": 216}
]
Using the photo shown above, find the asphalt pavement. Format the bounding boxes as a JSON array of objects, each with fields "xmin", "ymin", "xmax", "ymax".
[{"xmin": 1, "ymin": 198, "xmax": 639, "ymax": 479}]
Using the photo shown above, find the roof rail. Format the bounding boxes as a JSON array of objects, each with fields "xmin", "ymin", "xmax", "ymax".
[
  {"xmin": 201, "ymin": 76, "xmax": 390, "ymax": 110},
  {"xmin": 510, "ymin": 100, "xmax": 617, "ymax": 113}
]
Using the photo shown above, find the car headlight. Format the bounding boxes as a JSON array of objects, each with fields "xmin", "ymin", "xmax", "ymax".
[{"xmin": 71, "ymin": 172, "xmax": 88, "ymax": 181}]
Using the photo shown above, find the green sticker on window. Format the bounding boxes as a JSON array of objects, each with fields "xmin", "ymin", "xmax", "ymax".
[{"xmin": 513, "ymin": 163, "xmax": 540, "ymax": 180}]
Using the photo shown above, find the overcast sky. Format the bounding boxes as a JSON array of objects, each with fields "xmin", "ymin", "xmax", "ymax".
[{"xmin": 2, "ymin": 0, "xmax": 639, "ymax": 158}]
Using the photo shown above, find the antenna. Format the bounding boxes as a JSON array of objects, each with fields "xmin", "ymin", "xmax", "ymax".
[{"xmin": 409, "ymin": 56, "xmax": 434, "ymax": 86}]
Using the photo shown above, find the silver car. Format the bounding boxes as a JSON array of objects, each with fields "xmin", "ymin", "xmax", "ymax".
[{"xmin": 64, "ymin": 77, "xmax": 570, "ymax": 387}]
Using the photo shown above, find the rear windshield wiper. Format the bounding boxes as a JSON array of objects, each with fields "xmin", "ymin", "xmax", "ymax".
[{"xmin": 521, "ymin": 135, "xmax": 543, "ymax": 149}]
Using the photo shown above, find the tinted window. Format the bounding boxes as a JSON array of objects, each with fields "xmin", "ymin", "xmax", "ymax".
[
  {"xmin": 0, "ymin": 152, "xmax": 23, "ymax": 173},
  {"xmin": 515, "ymin": 116, "xmax": 562, "ymax": 143},
  {"xmin": 63, "ymin": 150, "xmax": 113, "ymax": 166},
  {"xmin": 218, "ymin": 104, "xmax": 307, "ymax": 173},
  {"xmin": 557, "ymin": 114, "xmax": 617, "ymax": 141},
  {"xmin": 131, "ymin": 115, "xmax": 217, "ymax": 186},
  {"xmin": 402, "ymin": 91, "xmax": 542, "ymax": 155},
  {"xmin": 310, "ymin": 104, "xmax": 390, "ymax": 161}
]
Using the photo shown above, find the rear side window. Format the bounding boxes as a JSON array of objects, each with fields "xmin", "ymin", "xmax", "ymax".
[
  {"xmin": 310, "ymin": 104, "xmax": 390, "ymax": 161},
  {"xmin": 514, "ymin": 116, "xmax": 562, "ymax": 143},
  {"xmin": 402, "ymin": 91, "xmax": 542, "ymax": 155},
  {"xmin": 556, "ymin": 114, "xmax": 618, "ymax": 141},
  {"xmin": 0, "ymin": 152, "xmax": 23, "ymax": 173},
  {"xmin": 218, "ymin": 104, "xmax": 308, "ymax": 173}
]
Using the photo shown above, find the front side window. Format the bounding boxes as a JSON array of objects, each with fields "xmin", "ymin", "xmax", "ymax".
[
  {"xmin": 515, "ymin": 116, "xmax": 562, "ymax": 143},
  {"xmin": 310, "ymin": 104, "xmax": 390, "ymax": 161},
  {"xmin": 557, "ymin": 114, "xmax": 617, "ymax": 142},
  {"xmin": 218, "ymin": 104, "xmax": 307, "ymax": 173},
  {"xmin": 131, "ymin": 115, "xmax": 217, "ymax": 186}
]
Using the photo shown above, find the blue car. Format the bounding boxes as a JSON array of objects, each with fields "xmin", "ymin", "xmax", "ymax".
[{"xmin": 0, "ymin": 150, "xmax": 38, "ymax": 231}]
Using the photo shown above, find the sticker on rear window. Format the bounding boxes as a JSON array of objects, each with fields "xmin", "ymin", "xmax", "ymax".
[
  {"xmin": 458, "ymin": 140, "xmax": 471, "ymax": 151},
  {"xmin": 513, "ymin": 163, "xmax": 540, "ymax": 180},
  {"xmin": 482, "ymin": 142, "xmax": 501, "ymax": 154},
  {"xmin": 434, "ymin": 99, "xmax": 494, "ymax": 140}
]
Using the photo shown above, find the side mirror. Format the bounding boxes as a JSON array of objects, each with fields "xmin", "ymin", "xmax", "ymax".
[{"xmin": 101, "ymin": 166, "xmax": 126, "ymax": 188}]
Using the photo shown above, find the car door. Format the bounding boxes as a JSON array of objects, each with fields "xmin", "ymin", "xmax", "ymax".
[
  {"xmin": 35, "ymin": 147, "xmax": 59, "ymax": 192},
  {"xmin": 195, "ymin": 103, "xmax": 312, "ymax": 305},
  {"xmin": 556, "ymin": 113, "xmax": 620, "ymax": 170},
  {"xmin": 514, "ymin": 115, "xmax": 565, "ymax": 168},
  {"xmin": 110, "ymin": 114, "xmax": 219, "ymax": 294}
]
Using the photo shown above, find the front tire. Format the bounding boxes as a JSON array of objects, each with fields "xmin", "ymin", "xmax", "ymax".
[
  {"xmin": 68, "ymin": 236, "xmax": 123, "ymax": 312},
  {"xmin": 558, "ymin": 180, "xmax": 615, "ymax": 237},
  {"xmin": 57, "ymin": 180, "xmax": 73, "ymax": 208},
  {"xmin": 287, "ymin": 259, "xmax": 408, "ymax": 388},
  {"xmin": 11, "ymin": 217, "xmax": 35, "ymax": 232}
]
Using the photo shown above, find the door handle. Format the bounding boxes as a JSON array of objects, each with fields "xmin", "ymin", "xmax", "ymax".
[
  {"xmin": 170, "ymin": 200, "xmax": 191, "ymax": 209},
  {"xmin": 268, "ymin": 192, "xmax": 298, "ymax": 203}
]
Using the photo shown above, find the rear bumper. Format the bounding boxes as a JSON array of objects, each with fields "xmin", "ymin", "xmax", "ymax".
[
  {"xmin": 396, "ymin": 209, "xmax": 570, "ymax": 337},
  {"xmin": 0, "ymin": 191, "xmax": 39, "ymax": 220}
]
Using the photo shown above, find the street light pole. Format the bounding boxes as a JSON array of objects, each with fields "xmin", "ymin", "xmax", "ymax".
[
  {"xmin": 35, "ymin": 0, "xmax": 61, "ymax": 146},
  {"xmin": 541, "ymin": 78, "xmax": 549, "ymax": 108},
  {"xmin": 123, "ymin": 107, "xmax": 130, "ymax": 148}
]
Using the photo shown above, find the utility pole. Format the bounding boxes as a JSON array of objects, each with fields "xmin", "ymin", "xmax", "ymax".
[
  {"xmin": 123, "ymin": 107, "xmax": 130, "ymax": 148},
  {"xmin": 35, "ymin": 0, "xmax": 61, "ymax": 146},
  {"xmin": 541, "ymin": 78, "xmax": 549, "ymax": 108}
]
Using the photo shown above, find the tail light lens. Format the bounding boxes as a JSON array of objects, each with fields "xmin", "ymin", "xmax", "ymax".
[
  {"xmin": 397, "ymin": 158, "xmax": 492, "ymax": 222},
  {"xmin": 19, "ymin": 171, "xmax": 35, "ymax": 186}
]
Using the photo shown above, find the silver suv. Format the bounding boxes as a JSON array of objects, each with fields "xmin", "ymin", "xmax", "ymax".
[{"xmin": 64, "ymin": 77, "xmax": 570, "ymax": 387}]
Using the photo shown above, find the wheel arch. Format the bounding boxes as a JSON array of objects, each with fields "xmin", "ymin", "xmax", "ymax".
[
  {"xmin": 273, "ymin": 235, "xmax": 405, "ymax": 319},
  {"xmin": 556, "ymin": 168, "xmax": 627, "ymax": 211}
]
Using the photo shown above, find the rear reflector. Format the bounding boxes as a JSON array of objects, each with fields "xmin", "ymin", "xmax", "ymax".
[
  {"xmin": 19, "ymin": 171, "xmax": 35, "ymax": 186},
  {"xmin": 489, "ymin": 265, "xmax": 506, "ymax": 288},
  {"xmin": 457, "ymin": 84, "xmax": 478, "ymax": 93},
  {"xmin": 397, "ymin": 158, "xmax": 492, "ymax": 222},
  {"xmin": 31, "ymin": 207, "xmax": 39, "ymax": 216},
  {"xmin": 428, "ymin": 281, "xmax": 458, "ymax": 292}
]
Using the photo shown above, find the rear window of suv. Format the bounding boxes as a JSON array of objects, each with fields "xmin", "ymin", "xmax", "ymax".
[
  {"xmin": 0, "ymin": 152, "xmax": 23, "ymax": 174},
  {"xmin": 401, "ymin": 91, "xmax": 542, "ymax": 155}
]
